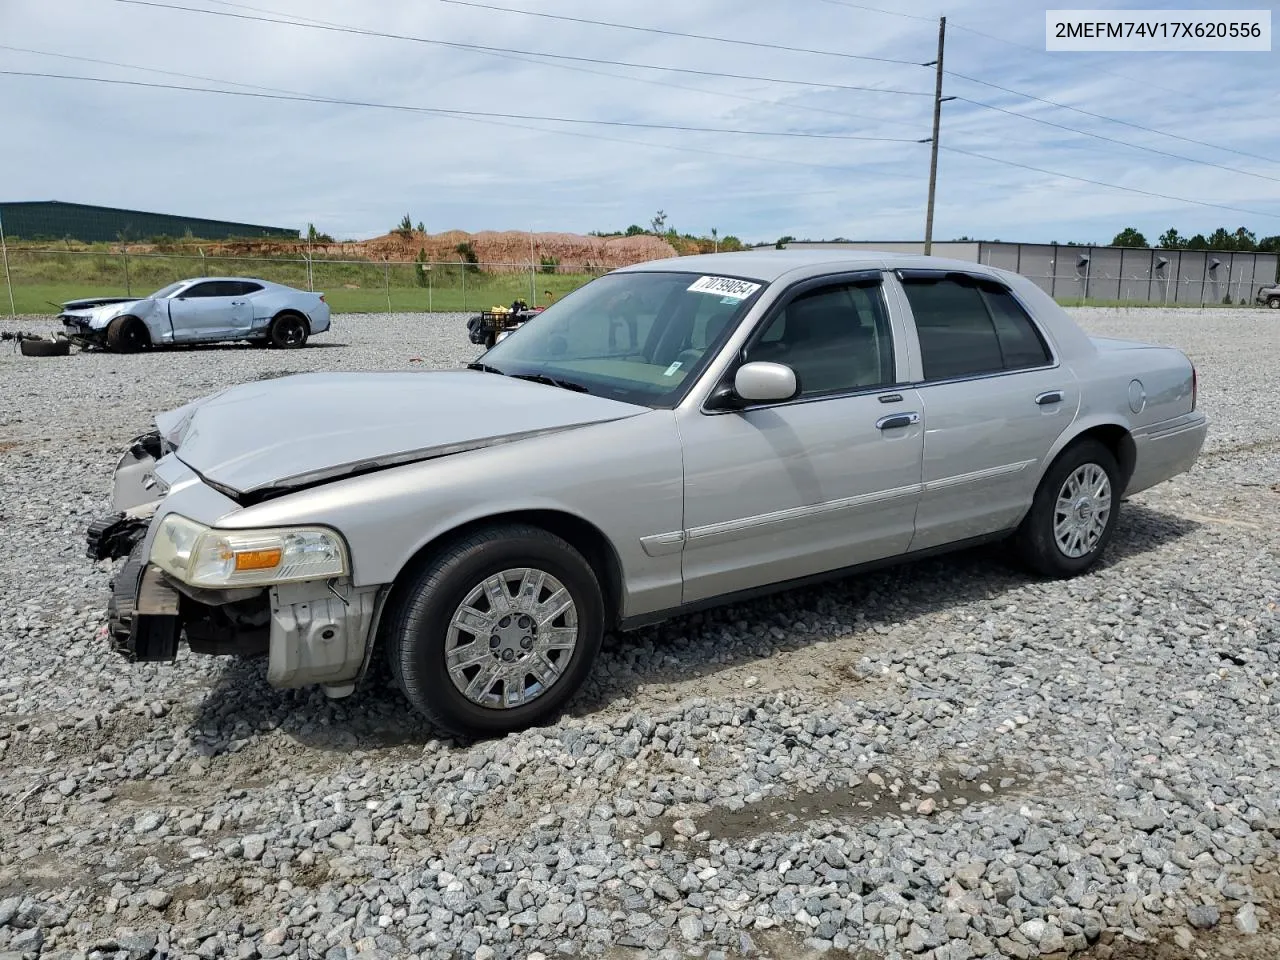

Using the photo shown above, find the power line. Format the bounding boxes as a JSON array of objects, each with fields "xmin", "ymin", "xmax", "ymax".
[
  {"xmin": 813, "ymin": 0, "xmax": 933, "ymax": 22},
  {"xmin": 0, "ymin": 43, "xmax": 302, "ymax": 96},
  {"xmin": 188, "ymin": 3, "xmax": 929, "ymax": 135},
  {"xmin": 812, "ymin": 0, "xmax": 1241, "ymax": 110},
  {"xmin": 111, "ymin": 0, "xmax": 931, "ymax": 97},
  {"xmin": 0, "ymin": 53, "xmax": 927, "ymax": 183},
  {"xmin": 431, "ymin": 0, "xmax": 925, "ymax": 66},
  {"xmin": 941, "ymin": 146, "xmax": 1280, "ymax": 220},
  {"xmin": 413, "ymin": 0, "xmax": 1280, "ymax": 172},
  {"xmin": 946, "ymin": 70, "xmax": 1280, "ymax": 166},
  {"xmin": 4, "ymin": 67, "xmax": 1269, "ymax": 221},
  {"xmin": 954, "ymin": 96, "xmax": 1280, "ymax": 184},
  {"xmin": 174, "ymin": 0, "xmax": 1273, "ymax": 173},
  {"xmin": 0, "ymin": 69, "xmax": 926, "ymax": 144}
]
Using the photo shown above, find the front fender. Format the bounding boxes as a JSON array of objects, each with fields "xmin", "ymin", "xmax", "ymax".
[{"xmin": 214, "ymin": 414, "xmax": 687, "ymax": 619}]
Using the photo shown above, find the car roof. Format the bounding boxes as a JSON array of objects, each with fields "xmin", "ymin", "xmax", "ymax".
[
  {"xmin": 174, "ymin": 276, "xmax": 291, "ymax": 288},
  {"xmin": 181, "ymin": 276, "xmax": 283, "ymax": 286},
  {"xmin": 617, "ymin": 249, "xmax": 1002, "ymax": 283}
]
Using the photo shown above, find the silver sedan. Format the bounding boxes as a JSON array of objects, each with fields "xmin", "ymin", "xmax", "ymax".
[
  {"xmin": 90, "ymin": 251, "xmax": 1207, "ymax": 736},
  {"xmin": 58, "ymin": 276, "xmax": 331, "ymax": 351}
]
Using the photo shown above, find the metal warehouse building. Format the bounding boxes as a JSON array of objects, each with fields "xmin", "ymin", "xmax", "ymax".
[
  {"xmin": 782, "ymin": 240, "xmax": 1279, "ymax": 306},
  {"xmin": 0, "ymin": 200, "xmax": 298, "ymax": 243}
]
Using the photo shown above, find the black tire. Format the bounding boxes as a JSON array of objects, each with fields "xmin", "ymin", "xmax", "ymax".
[
  {"xmin": 19, "ymin": 338, "xmax": 70, "ymax": 357},
  {"xmin": 106, "ymin": 316, "xmax": 149, "ymax": 353},
  {"xmin": 1016, "ymin": 439, "xmax": 1121, "ymax": 578},
  {"xmin": 384, "ymin": 524, "xmax": 605, "ymax": 738},
  {"xmin": 268, "ymin": 312, "xmax": 309, "ymax": 348},
  {"xmin": 1267, "ymin": 296, "xmax": 1280, "ymax": 310}
]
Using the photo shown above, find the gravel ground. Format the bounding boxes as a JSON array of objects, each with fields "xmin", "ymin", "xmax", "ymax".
[{"xmin": 0, "ymin": 308, "xmax": 1277, "ymax": 960}]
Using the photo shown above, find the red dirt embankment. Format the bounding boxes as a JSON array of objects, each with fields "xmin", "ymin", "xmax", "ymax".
[{"xmin": 210, "ymin": 230, "xmax": 678, "ymax": 271}]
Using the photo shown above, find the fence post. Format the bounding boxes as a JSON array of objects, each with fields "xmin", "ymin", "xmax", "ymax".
[
  {"xmin": 0, "ymin": 210, "xmax": 14, "ymax": 317},
  {"xmin": 428, "ymin": 266, "xmax": 432, "ymax": 312},
  {"xmin": 384, "ymin": 259, "xmax": 391, "ymax": 312},
  {"xmin": 529, "ymin": 230, "xmax": 537, "ymax": 305},
  {"xmin": 462, "ymin": 263, "xmax": 467, "ymax": 312},
  {"xmin": 122, "ymin": 245, "xmax": 131, "ymax": 296}
]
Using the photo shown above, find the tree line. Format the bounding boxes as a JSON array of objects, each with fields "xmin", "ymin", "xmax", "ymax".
[{"xmin": 1111, "ymin": 226, "xmax": 1280, "ymax": 252}]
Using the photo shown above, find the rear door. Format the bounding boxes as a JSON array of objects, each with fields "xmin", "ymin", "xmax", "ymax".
[
  {"xmin": 168, "ymin": 281, "xmax": 248, "ymax": 340},
  {"xmin": 891, "ymin": 270, "xmax": 1078, "ymax": 551}
]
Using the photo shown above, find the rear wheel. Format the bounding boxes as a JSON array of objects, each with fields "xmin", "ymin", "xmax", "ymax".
[
  {"xmin": 268, "ymin": 312, "xmax": 309, "ymax": 348},
  {"xmin": 384, "ymin": 524, "xmax": 604, "ymax": 738},
  {"xmin": 106, "ymin": 316, "xmax": 149, "ymax": 353},
  {"xmin": 1267, "ymin": 296, "xmax": 1280, "ymax": 309},
  {"xmin": 1015, "ymin": 439, "xmax": 1121, "ymax": 578}
]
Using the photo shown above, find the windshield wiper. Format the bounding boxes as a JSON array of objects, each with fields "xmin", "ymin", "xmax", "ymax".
[
  {"xmin": 511, "ymin": 373, "xmax": 590, "ymax": 393},
  {"xmin": 467, "ymin": 362, "xmax": 506, "ymax": 375}
]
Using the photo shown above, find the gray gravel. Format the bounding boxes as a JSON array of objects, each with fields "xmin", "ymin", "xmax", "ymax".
[{"xmin": 1, "ymin": 307, "xmax": 1278, "ymax": 960}]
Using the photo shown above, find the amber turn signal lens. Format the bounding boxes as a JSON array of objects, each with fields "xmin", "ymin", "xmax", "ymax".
[{"xmin": 234, "ymin": 548, "xmax": 283, "ymax": 571}]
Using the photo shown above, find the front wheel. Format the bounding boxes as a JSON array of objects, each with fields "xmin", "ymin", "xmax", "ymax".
[
  {"xmin": 268, "ymin": 312, "xmax": 309, "ymax": 348},
  {"xmin": 1015, "ymin": 439, "xmax": 1121, "ymax": 578},
  {"xmin": 384, "ymin": 524, "xmax": 605, "ymax": 738},
  {"xmin": 106, "ymin": 316, "xmax": 150, "ymax": 353},
  {"xmin": 1267, "ymin": 296, "xmax": 1280, "ymax": 310}
]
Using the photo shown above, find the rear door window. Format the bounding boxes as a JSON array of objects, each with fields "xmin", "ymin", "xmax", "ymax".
[{"xmin": 901, "ymin": 275, "xmax": 1050, "ymax": 380}]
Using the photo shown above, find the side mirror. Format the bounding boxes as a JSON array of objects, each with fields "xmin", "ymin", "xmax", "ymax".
[{"xmin": 733, "ymin": 361, "xmax": 798, "ymax": 403}]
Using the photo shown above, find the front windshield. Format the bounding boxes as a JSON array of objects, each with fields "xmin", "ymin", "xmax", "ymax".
[
  {"xmin": 479, "ymin": 271, "xmax": 764, "ymax": 407},
  {"xmin": 151, "ymin": 281, "xmax": 187, "ymax": 299}
]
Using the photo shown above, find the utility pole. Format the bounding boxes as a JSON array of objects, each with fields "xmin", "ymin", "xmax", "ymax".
[
  {"xmin": 923, "ymin": 16, "xmax": 949, "ymax": 255},
  {"xmin": 0, "ymin": 209, "xmax": 14, "ymax": 317}
]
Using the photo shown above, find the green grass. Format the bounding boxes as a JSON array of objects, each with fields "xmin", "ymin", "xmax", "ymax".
[{"xmin": 1, "ymin": 265, "xmax": 601, "ymax": 316}]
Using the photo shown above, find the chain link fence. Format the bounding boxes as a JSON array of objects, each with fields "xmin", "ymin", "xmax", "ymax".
[
  {"xmin": 4, "ymin": 241, "xmax": 1277, "ymax": 317},
  {"xmin": 0, "ymin": 246, "xmax": 611, "ymax": 316}
]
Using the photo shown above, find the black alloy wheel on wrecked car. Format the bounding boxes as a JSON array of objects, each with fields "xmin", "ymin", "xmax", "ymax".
[
  {"xmin": 106, "ymin": 316, "xmax": 150, "ymax": 353},
  {"xmin": 1015, "ymin": 438, "xmax": 1121, "ymax": 578},
  {"xmin": 268, "ymin": 312, "xmax": 309, "ymax": 348},
  {"xmin": 384, "ymin": 524, "xmax": 605, "ymax": 738}
]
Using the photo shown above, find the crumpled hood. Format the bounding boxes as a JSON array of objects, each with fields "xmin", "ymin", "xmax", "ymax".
[
  {"xmin": 61, "ymin": 298, "xmax": 150, "ymax": 329},
  {"xmin": 62, "ymin": 295, "xmax": 142, "ymax": 310},
  {"xmin": 157, "ymin": 370, "xmax": 647, "ymax": 497}
]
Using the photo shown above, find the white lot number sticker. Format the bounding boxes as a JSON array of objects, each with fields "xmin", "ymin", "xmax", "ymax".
[{"xmin": 688, "ymin": 276, "xmax": 761, "ymax": 300}]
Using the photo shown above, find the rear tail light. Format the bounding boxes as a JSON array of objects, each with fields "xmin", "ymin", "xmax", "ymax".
[{"xmin": 319, "ymin": 294, "xmax": 326, "ymax": 303}]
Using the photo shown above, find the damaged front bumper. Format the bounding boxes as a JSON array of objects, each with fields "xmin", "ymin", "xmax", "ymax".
[
  {"xmin": 90, "ymin": 441, "xmax": 386, "ymax": 695},
  {"xmin": 59, "ymin": 314, "xmax": 108, "ymax": 348}
]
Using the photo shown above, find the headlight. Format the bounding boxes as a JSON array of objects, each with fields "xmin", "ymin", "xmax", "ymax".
[{"xmin": 150, "ymin": 514, "xmax": 348, "ymax": 587}]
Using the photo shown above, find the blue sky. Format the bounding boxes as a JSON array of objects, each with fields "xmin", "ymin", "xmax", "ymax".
[{"xmin": 1, "ymin": 0, "xmax": 1277, "ymax": 244}]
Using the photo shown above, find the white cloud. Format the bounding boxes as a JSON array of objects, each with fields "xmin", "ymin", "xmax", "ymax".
[{"xmin": 0, "ymin": 0, "xmax": 1276, "ymax": 243}]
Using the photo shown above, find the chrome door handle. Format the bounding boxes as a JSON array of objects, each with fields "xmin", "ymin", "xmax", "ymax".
[
  {"xmin": 876, "ymin": 412, "xmax": 920, "ymax": 430},
  {"xmin": 1036, "ymin": 390, "xmax": 1064, "ymax": 406}
]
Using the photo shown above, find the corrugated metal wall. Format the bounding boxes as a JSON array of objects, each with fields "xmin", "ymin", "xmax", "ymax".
[
  {"xmin": 0, "ymin": 201, "xmax": 298, "ymax": 243},
  {"xmin": 977, "ymin": 242, "xmax": 1278, "ymax": 305}
]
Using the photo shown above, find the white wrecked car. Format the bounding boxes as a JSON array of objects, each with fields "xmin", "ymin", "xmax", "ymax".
[{"xmin": 58, "ymin": 277, "xmax": 331, "ymax": 351}]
